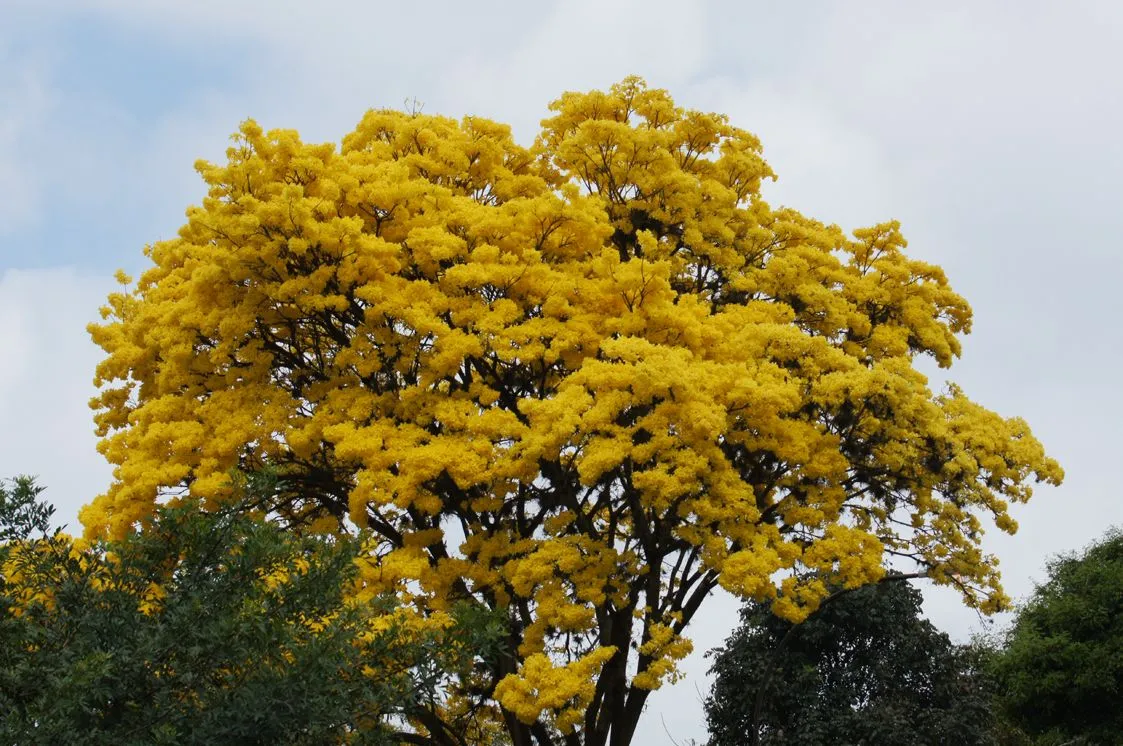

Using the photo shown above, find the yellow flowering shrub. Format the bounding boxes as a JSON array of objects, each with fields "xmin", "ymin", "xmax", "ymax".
[{"xmin": 84, "ymin": 77, "xmax": 1061, "ymax": 743}]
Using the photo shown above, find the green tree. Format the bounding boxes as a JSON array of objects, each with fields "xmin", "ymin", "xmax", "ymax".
[
  {"xmin": 705, "ymin": 579, "xmax": 995, "ymax": 746},
  {"xmin": 0, "ymin": 475, "xmax": 504, "ymax": 745},
  {"xmin": 988, "ymin": 530, "xmax": 1123, "ymax": 746},
  {"xmin": 0, "ymin": 475, "xmax": 55, "ymax": 542}
]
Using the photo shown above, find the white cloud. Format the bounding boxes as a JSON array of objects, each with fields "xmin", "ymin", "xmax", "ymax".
[
  {"xmin": 0, "ymin": 268, "xmax": 115, "ymax": 533},
  {"xmin": 435, "ymin": 0, "xmax": 709, "ymax": 140},
  {"xmin": 684, "ymin": 76, "xmax": 899, "ymax": 227},
  {"xmin": 0, "ymin": 55, "xmax": 52, "ymax": 233},
  {"xmin": 12, "ymin": 0, "xmax": 708, "ymax": 146}
]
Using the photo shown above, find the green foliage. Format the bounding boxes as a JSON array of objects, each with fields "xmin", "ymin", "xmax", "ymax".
[
  {"xmin": 0, "ymin": 475, "xmax": 55, "ymax": 541},
  {"xmin": 0, "ymin": 476, "xmax": 503, "ymax": 745},
  {"xmin": 988, "ymin": 529, "xmax": 1123, "ymax": 745},
  {"xmin": 705, "ymin": 580, "xmax": 996, "ymax": 746}
]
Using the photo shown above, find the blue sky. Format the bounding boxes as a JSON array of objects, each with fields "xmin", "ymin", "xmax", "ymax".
[
  {"xmin": 1, "ymin": 8, "xmax": 259, "ymax": 269},
  {"xmin": 3, "ymin": 2, "xmax": 1123, "ymax": 742}
]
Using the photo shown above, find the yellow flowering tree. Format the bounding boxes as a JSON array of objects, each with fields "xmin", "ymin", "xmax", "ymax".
[{"xmin": 85, "ymin": 78, "xmax": 1061, "ymax": 746}]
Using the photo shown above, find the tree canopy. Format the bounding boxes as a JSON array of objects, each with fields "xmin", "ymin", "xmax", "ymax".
[
  {"xmin": 82, "ymin": 77, "xmax": 1061, "ymax": 745},
  {"xmin": 705, "ymin": 580, "xmax": 996, "ymax": 746},
  {"xmin": 988, "ymin": 529, "xmax": 1123, "ymax": 745},
  {"xmin": 0, "ymin": 474, "xmax": 501, "ymax": 745}
]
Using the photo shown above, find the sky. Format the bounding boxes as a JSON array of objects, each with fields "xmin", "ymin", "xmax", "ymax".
[{"xmin": 2, "ymin": 1, "xmax": 1121, "ymax": 742}]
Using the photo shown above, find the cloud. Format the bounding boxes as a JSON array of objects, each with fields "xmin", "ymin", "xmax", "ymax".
[
  {"xmin": 684, "ymin": 76, "xmax": 899, "ymax": 228},
  {"xmin": 0, "ymin": 268, "xmax": 115, "ymax": 533},
  {"xmin": 13, "ymin": 0, "xmax": 708, "ymax": 143},
  {"xmin": 435, "ymin": 0, "xmax": 709, "ymax": 140},
  {"xmin": 0, "ymin": 49, "xmax": 53, "ymax": 233},
  {"xmin": 0, "ymin": 8, "xmax": 259, "ymax": 267}
]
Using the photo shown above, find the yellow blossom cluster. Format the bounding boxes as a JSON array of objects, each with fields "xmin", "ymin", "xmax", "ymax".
[
  {"xmin": 2, "ymin": 537, "xmax": 70, "ymax": 614},
  {"xmin": 84, "ymin": 77, "xmax": 1062, "ymax": 740},
  {"xmin": 632, "ymin": 620, "xmax": 693, "ymax": 690},
  {"xmin": 493, "ymin": 647, "xmax": 617, "ymax": 733},
  {"xmin": 1, "ymin": 534, "xmax": 170, "ymax": 617}
]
